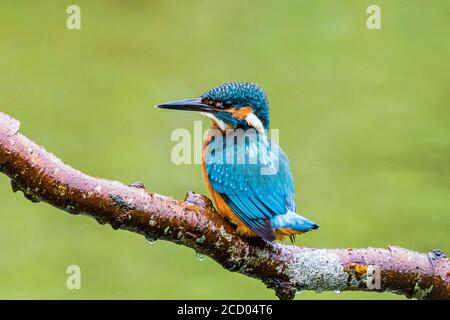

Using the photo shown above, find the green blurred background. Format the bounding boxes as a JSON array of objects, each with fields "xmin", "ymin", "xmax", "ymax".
[{"xmin": 0, "ymin": 0, "xmax": 448, "ymax": 299}]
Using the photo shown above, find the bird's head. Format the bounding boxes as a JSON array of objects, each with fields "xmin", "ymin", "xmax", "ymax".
[{"xmin": 157, "ymin": 82, "xmax": 270, "ymax": 133}]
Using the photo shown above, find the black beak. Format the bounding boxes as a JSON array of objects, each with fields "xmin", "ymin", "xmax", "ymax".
[{"xmin": 156, "ymin": 98, "xmax": 218, "ymax": 113}]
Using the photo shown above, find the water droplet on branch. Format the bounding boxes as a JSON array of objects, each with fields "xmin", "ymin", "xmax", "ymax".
[{"xmin": 196, "ymin": 252, "xmax": 206, "ymax": 261}]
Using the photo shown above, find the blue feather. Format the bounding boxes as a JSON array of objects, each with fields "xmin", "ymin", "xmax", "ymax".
[{"xmin": 205, "ymin": 129, "xmax": 318, "ymax": 241}]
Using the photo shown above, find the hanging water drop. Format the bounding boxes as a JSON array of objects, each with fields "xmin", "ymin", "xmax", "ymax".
[
  {"xmin": 196, "ymin": 252, "xmax": 206, "ymax": 261},
  {"xmin": 146, "ymin": 237, "xmax": 157, "ymax": 245}
]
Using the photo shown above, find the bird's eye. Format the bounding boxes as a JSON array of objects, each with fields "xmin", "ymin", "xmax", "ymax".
[{"xmin": 222, "ymin": 101, "xmax": 233, "ymax": 108}]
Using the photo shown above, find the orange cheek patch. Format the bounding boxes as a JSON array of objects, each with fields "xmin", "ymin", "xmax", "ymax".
[{"xmin": 226, "ymin": 106, "xmax": 253, "ymax": 120}]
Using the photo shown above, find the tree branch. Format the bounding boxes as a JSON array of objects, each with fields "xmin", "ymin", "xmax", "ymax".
[{"xmin": 0, "ymin": 111, "xmax": 448, "ymax": 300}]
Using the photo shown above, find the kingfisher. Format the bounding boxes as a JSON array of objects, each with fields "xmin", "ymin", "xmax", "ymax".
[{"xmin": 157, "ymin": 82, "xmax": 318, "ymax": 242}]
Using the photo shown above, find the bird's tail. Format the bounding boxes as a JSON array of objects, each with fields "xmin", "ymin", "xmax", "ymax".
[{"xmin": 271, "ymin": 210, "xmax": 319, "ymax": 233}]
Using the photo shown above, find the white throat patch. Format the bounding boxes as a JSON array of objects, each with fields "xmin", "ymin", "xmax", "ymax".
[
  {"xmin": 201, "ymin": 112, "xmax": 228, "ymax": 131},
  {"xmin": 202, "ymin": 112, "xmax": 265, "ymax": 134}
]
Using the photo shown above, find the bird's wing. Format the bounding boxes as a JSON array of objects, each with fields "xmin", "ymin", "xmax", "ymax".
[{"xmin": 205, "ymin": 132, "xmax": 295, "ymax": 241}]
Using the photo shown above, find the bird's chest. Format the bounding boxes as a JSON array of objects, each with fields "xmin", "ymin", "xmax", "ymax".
[
  {"xmin": 202, "ymin": 128, "xmax": 264, "ymax": 165},
  {"xmin": 202, "ymin": 128, "xmax": 276, "ymax": 195}
]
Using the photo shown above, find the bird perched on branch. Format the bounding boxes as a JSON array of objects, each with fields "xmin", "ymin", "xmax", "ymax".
[{"xmin": 157, "ymin": 82, "xmax": 318, "ymax": 242}]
